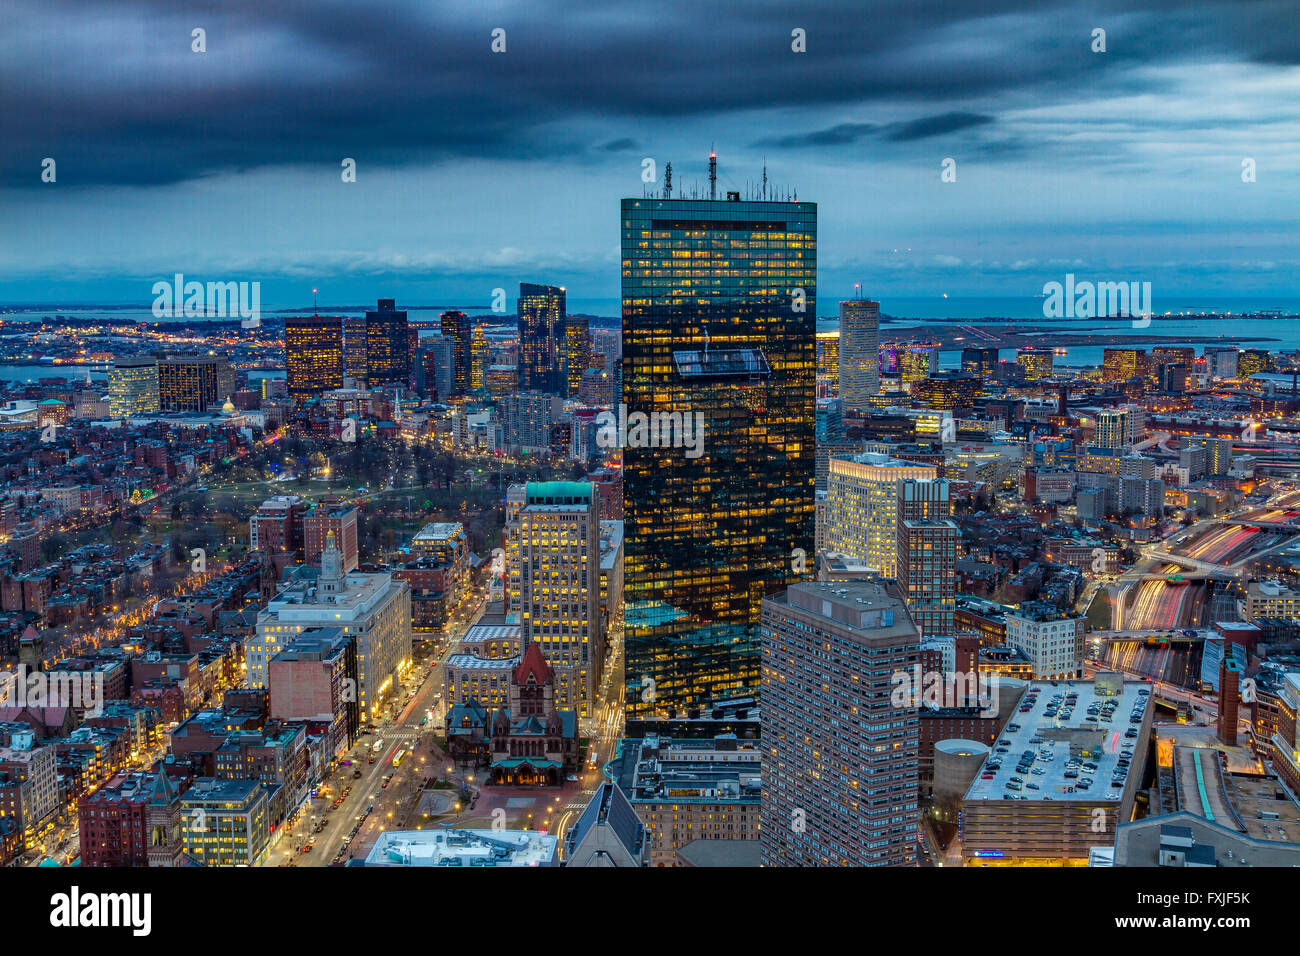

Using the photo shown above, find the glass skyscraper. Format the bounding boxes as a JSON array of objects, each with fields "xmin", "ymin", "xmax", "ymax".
[
  {"xmin": 621, "ymin": 195, "xmax": 816, "ymax": 732},
  {"xmin": 439, "ymin": 310, "xmax": 472, "ymax": 396},
  {"xmin": 365, "ymin": 298, "xmax": 410, "ymax": 387},
  {"xmin": 518, "ymin": 282, "xmax": 566, "ymax": 395}
]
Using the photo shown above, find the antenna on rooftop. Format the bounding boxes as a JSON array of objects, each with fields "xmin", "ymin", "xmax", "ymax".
[
  {"xmin": 708, "ymin": 146, "xmax": 717, "ymax": 201},
  {"xmin": 312, "ymin": 288, "xmax": 318, "ymax": 315},
  {"xmin": 664, "ymin": 162, "xmax": 673, "ymax": 199},
  {"xmin": 762, "ymin": 158, "xmax": 768, "ymax": 200}
]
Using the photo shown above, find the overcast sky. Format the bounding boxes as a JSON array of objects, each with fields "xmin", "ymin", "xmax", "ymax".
[{"xmin": 0, "ymin": 0, "xmax": 1296, "ymax": 310}]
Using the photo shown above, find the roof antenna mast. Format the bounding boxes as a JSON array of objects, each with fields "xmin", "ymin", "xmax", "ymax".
[
  {"xmin": 664, "ymin": 162, "xmax": 672, "ymax": 200},
  {"xmin": 762, "ymin": 157, "xmax": 767, "ymax": 200},
  {"xmin": 708, "ymin": 145, "xmax": 717, "ymax": 201}
]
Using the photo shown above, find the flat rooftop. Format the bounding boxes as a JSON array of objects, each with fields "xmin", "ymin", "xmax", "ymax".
[
  {"xmin": 362, "ymin": 828, "xmax": 556, "ymax": 867},
  {"xmin": 964, "ymin": 678, "xmax": 1150, "ymax": 803}
]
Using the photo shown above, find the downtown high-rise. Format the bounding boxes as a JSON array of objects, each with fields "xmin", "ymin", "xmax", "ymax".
[
  {"xmin": 518, "ymin": 282, "xmax": 567, "ymax": 395},
  {"xmin": 365, "ymin": 298, "xmax": 410, "ymax": 387},
  {"xmin": 439, "ymin": 310, "xmax": 472, "ymax": 396},
  {"xmin": 621, "ymin": 192, "xmax": 816, "ymax": 732},
  {"xmin": 284, "ymin": 314, "xmax": 344, "ymax": 399},
  {"xmin": 838, "ymin": 298, "xmax": 879, "ymax": 412},
  {"xmin": 760, "ymin": 580, "xmax": 920, "ymax": 866}
]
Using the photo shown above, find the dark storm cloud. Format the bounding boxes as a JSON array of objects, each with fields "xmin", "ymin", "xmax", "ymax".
[
  {"xmin": 598, "ymin": 138, "xmax": 639, "ymax": 152},
  {"xmin": 883, "ymin": 112, "xmax": 993, "ymax": 141},
  {"xmin": 755, "ymin": 113, "xmax": 992, "ymax": 150},
  {"xmin": 1, "ymin": 0, "xmax": 1297, "ymax": 187},
  {"xmin": 755, "ymin": 122, "xmax": 877, "ymax": 148}
]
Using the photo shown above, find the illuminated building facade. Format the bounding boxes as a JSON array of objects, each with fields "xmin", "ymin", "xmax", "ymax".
[
  {"xmin": 365, "ymin": 298, "xmax": 410, "ymax": 387},
  {"xmin": 1102, "ymin": 347, "xmax": 1147, "ymax": 383},
  {"xmin": 505, "ymin": 482, "xmax": 601, "ymax": 715},
  {"xmin": 566, "ymin": 314, "xmax": 591, "ymax": 398},
  {"xmin": 621, "ymin": 195, "xmax": 816, "ymax": 730},
  {"xmin": 157, "ymin": 355, "xmax": 234, "ymax": 412},
  {"xmin": 817, "ymin": 328, "xmax": 840, "ymax": 393},
  {"xmin": 518, "ymin": 282, "xmax": 567, "ymax": 395},
  {"xmin": 178, "ymin": 778, "xmax": 269, "ymax": 867},
  {"xmin": 961, "ymin": 347, "xmax": 999, "ymax": 379},
  {"xmin": 911, "ymin": 371, "xmax": 980, "ymax": 412},
  {"xmin": 439, "ymin": 310, "xmax": 472, "ymax": 396},
  {"xmin": 897, "ymin": 518, "xmax": 958, "ymax": 636},
  {"xmin": 1093, "ymin": 407, "xmax": 1135, "ymax": 449},
  {"xmin": 898, "ymin": 345, "xmax": 938, "ymax": 384},
  {"xmin": 1016, "ymin": 347, "xmax": 1054, "ymax": 381},
  {"xmin": 825, "ymin": 453, "xmax": 940, "ymax": 575},
  {"xmin": 838, "ymin": 299, "xmax": 879, "ymax": 410},
  {"xmin": 470, "ymin": 323, "xmax": 489, "ymax": 393},
  {"xmin": 108, "ymin": 358, "xmax": 160, "ymax": 418},
  {"xmin": 250, "ymin": 533, "xmax": 411, "ymax": 719},
  {"xmin": 284, "ymin": 314, "xmax": 344, "ymax": 399},
  {"xmin": 343, "ymin": 314, "xmax": 368, "ymax": 382}
]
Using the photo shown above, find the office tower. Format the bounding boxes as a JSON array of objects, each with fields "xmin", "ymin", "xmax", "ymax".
[
  {"xmin": 622, "ymin": 192, "xmax": 816, "ymax": 730},
  {"xmin": 1151, "ymin": 346, "xmax": 1194, "ymax": 367},
  {"xmin": 504, "ymin": 482, "xmax": 601, "ymax": 715},
  {"xmin": 416, "ymin": 335, "xmax": 455, "ymax": 400},
  {"xmin": 365, "ymin": 298, "xmax": 410, "ymax": 387},
  {"xmin": 470, "ymin": 323, "xmax": 489, "ymax": 393},
  {"xmin": 107, "ymin": 358, "xmax": 160, "ymax": 418},
  {"xmin": 1204, "ymin": 346, "xmax": 1239, "ymax": 379},
  {"xmin": 302, "ymin": 502, "xmax": 359, "ymax": 571},
  {"xmin": 157, "ymin": 355, "xmax": 234, "ymax": 412},
  {"xmin": 565, "ymin": 314, "xmax": 591, "ymax": 398},
  {"xmin": 250, "ymin": 533, "xmax": 411, "ymax": 719},
  {"xmin": 1102, "ymin": 347, "xmax": 1146, "ymax": 382},
  {"xmin": 961, "ymin": 346, "xmax": 999, "ymax": 379},
  {"xmin": 1004, "ymin": 601, "xmax": 1084, "ymax": 680},
  {"xmin": 179, "ymin": 779, "xmax": 270, "ymax": 867},
  {"xmin": 1238, "ymin": 348, "xmax": 1271, "ymax": 377},
  {"xmin": 816, "ymin": 396, "xmax": 843, "ymax": 442},
  {"xmin": 825, "ymin": 453, "xmax": 939, "ymax": 574},
  {"xmin": 839, "ymin": 299, "xmax": 879, "ymax": 412},
  {"xmin": 578, "ymin": 367, "xmax": 614, "ymax": 407},
  {"xmin": 518, "ymin": 282, "xmax": 567, "ymax": 395},
  {"xmin": 816, "ymin": 328, "xmax": 840, "ymax": 393},
  {"xmin": 284, "ymin": 314, "xmax": 344, "ymax": 399},
  {"xmin": 1016, "ymin": 347, "xmax": 1054, "ymax": 380},
  {"xmin": 343, "ymin": 314, "xmax": 368, "ymax": 382},
  {"xmin": 897, "ymin": 518, "xmax": 958, "ymax": 636},
  {"xmin": 760, "ymin": 580, "xmax": 920, "ymax": 866},
  {"xmin": 487, "ymin": 364, "xmax": 519, "ymax": 400},
  {"xmin": 911, "ymin": 371, "xmax": 980, "ymax": 412},
  {"xmin": 898, "ymin": 344, "xmax": 938, "ymax": 384},
  {"xmin": 1093, "ymin": 407, "xmax": 1134, "ymax": 449},
  {"xmin": 1159, "ymin": 362, "xmax": 1188, "ymax": 393},
  {"xmin": 439, "ymin": 310, "xmax": 472, "ymax": 396}
]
